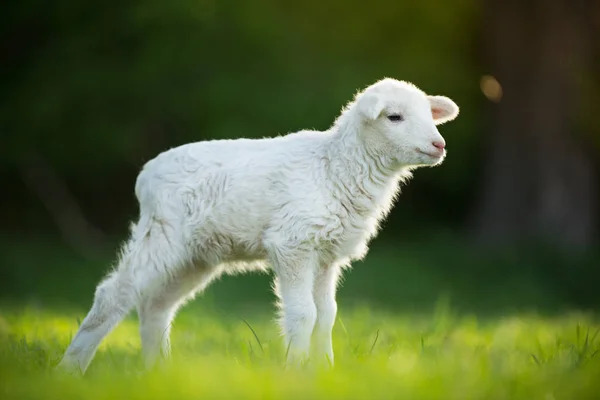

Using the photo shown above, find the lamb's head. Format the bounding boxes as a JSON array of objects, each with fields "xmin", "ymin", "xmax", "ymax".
[{"xmin": 353, "ymin": 78, "xmax": 459, "ymax": 168}]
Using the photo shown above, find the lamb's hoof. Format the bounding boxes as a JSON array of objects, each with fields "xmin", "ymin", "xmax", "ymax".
[
  {"xmin": 284, "ymin": 353, "xmax": 310, "ymax": 370},
  {"xmin": 316, "ymin": 355, "xmax": 334, "ymax": 370}
]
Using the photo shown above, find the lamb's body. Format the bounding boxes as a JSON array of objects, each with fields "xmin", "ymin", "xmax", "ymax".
[
  {"xmin": 58, "ymin": 78, "xmax": 459, "ymax": 374},
  {"xmin": 136, "ymin": 129, "xmax": 404, "ymax": 271}
]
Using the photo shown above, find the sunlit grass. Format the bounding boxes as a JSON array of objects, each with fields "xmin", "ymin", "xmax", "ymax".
[{"xmin": 1, "ymin": 303, "xmax": 599, "ymax": 399}]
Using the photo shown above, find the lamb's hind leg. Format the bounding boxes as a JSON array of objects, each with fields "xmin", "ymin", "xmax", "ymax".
[
  {"xmin": 57, "ymin": 217, "xmax": 189, "ymax": 375},
  {"xmin": 137, "ymin": 265, "xmax": 219, "ymax": 369},
  {"xmin": 56, "ymin": 267, "xmax": 136, "ymax": 374}
]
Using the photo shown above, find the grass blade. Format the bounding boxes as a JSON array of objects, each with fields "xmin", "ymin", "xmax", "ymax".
[
  {"xmin": 240, "ymin": 318, "xmax": 264, "ymax": 354},
  {"xmin": 369, "ymin": 329, "xmax": 380, "ymax": 355}
]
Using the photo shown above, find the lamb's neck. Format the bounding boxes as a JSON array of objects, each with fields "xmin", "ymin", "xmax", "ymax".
[{"xmin": 323, "ymin": 122, "xmax": 408, "ymax": 216}]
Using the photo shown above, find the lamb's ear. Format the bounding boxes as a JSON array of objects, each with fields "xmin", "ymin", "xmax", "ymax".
[
  {"xmin": 356, "ymin": 93, "xmax": 385, "ymax": 120},
  {"xmin": 428, "ymin": 95, "xmax": 459, "ymax": 125}
]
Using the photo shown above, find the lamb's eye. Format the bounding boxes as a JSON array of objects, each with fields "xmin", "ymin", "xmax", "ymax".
[{"xmin": 387, "ymin": 114, "xmax": 403, "ymax": 122}]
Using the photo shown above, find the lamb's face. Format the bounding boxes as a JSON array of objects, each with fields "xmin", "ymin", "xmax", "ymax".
[{"xmin": 355, "ymin": 79, "xmax": 459, "ymax": 167}]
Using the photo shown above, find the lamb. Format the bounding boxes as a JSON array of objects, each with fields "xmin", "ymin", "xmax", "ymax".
[{"xmin": 57, "ymin": 77, "xmax": 459, "ymax": 374}]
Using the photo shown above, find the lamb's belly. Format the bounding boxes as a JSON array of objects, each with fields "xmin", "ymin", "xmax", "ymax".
[
  {"xmin": 206, "ymin": 230, "xmax": 267, "ymax": 260},
  {"xmin": 221, "ymin": 241, "xmax": 267, "ymax": 263}
]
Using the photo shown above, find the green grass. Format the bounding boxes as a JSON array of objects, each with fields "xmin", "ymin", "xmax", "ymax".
[
  {"xmin": 2, "ymin": 237, "xmax": 600, "ymax": 399},
  {"xmin": 1, "ymin": 302, "xmax": 599, "ymax": 400}
]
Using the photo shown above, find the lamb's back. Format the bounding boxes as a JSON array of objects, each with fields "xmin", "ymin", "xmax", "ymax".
[{"xmin": 134, "ymin": 130, "xmax": 329, "ymax": 218}]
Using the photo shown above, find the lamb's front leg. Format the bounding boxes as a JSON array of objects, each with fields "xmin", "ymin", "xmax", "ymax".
[
  {"xmin": 270, "ymin": 248, "xmax": 317, "ymax": 367},
  {"xmin": 312, "ymin": 265, "xmax": 340, "ymax": 366}
]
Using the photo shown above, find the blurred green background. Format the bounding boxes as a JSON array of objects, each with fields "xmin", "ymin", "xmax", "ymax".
[{"xmin": 1, "ymin": 0, "xmax": 599, "ymax": 315}]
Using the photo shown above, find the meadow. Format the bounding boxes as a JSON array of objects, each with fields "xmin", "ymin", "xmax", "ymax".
[
  {"xmin": 4, "ymin": 0, "xmax": 600, "ymax": 397},
  {"xmin": 1, "ymin": 237, "xmax": 599, "ymax": 399}
]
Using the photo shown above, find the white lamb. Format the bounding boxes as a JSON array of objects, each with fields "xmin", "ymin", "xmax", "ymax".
[{"xmin": 57, "ymin": 77, "xmax": 459, "ymax": 374}]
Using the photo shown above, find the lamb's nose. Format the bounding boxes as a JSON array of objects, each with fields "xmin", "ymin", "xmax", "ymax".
[{"xmin": 432, "ymin": 141, "xmax": 446, "ymax": 150}]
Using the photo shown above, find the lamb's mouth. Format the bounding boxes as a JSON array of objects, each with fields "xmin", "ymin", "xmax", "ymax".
[{"xmin": 416, "ymin": 149, "xmax": 444, "ymax": 159}]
